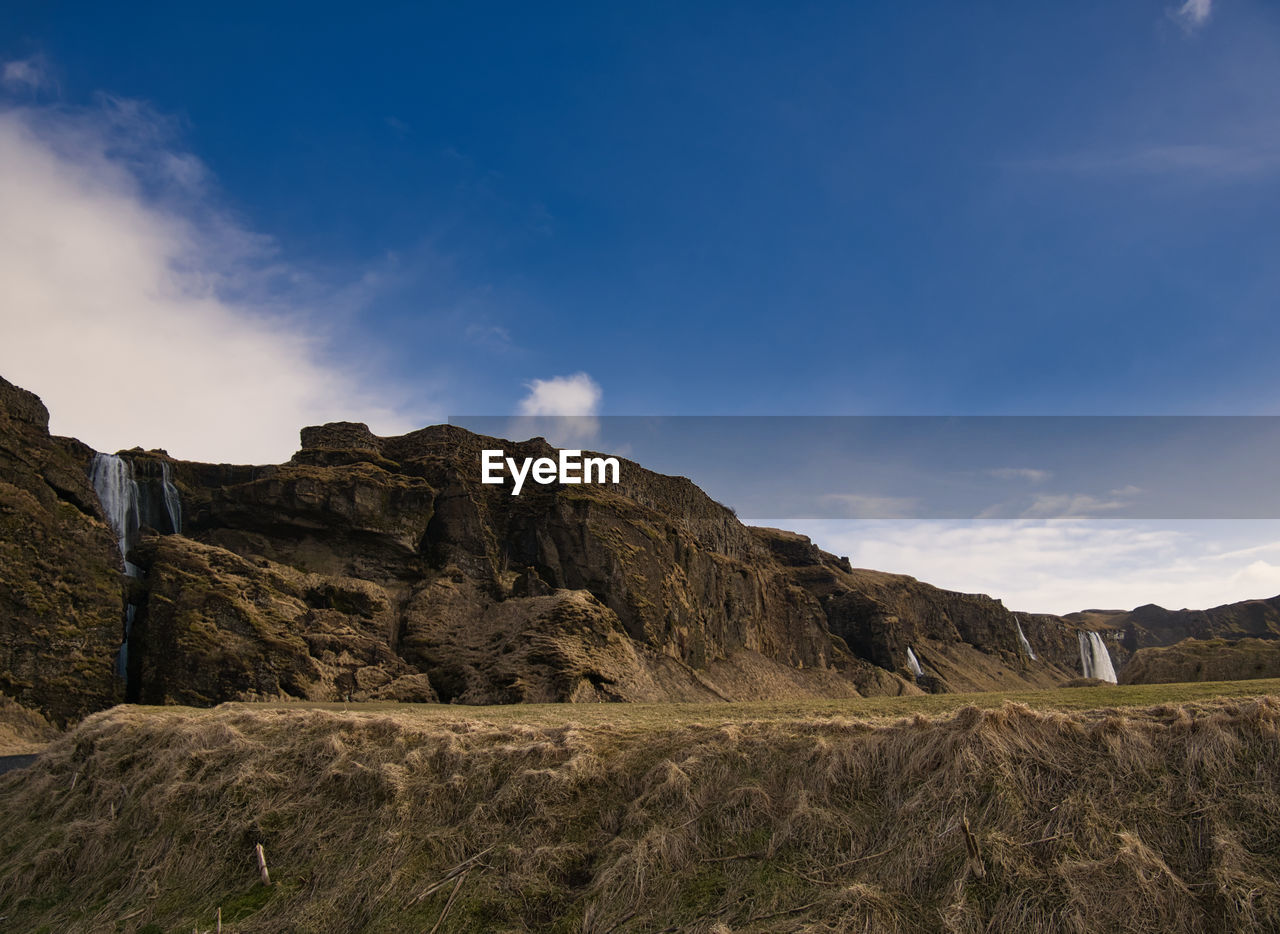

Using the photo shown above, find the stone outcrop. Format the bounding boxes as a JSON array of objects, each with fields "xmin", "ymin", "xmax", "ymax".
[
  {"xmin": 0, "ymin": 377, "xmax": 122, "ymax": 725},
  {"xmin": 752, "ymin": 527, "xmax": 1081, "ymax": 691}
]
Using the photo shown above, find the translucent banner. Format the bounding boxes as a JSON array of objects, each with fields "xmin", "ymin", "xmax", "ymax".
[{"xmin": 449, "ymin": 416, "xmax": 1280, "ymax": 520}]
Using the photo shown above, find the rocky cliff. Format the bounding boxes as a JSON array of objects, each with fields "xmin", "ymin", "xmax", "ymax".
[
  {"xmin": 0, "ymin": 377, "xmax": 122, "ymax": 725},
  {"xmin": 0, "ymin": 376, "xmax": 1167, "ymax": 720}
]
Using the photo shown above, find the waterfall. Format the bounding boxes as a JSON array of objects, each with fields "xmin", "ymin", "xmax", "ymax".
[
  {"xmin": 906, "ymin": 647, "xmax": 924, "ymax": 679},
  {"xmin": 90, "ymin": 453, "xmax": 141, "ymax": 576},
  {"xmin": 89, "ymin": 452, "xmax": 184, "ymax": 561},
  {"xmin": 1016, "ymin": 616, "xmax": 1037, "ymax": 660},
  {"xmin": 89, "ymin": 452, "xmax": 183, "ymax": 694},
  {"xmin": 160, "ymin": 461, "xmax": 182, "ymax": 534},
  {"xmin": 1078, "ymin": 631, "xmax": 1117, "ymax": 683}
]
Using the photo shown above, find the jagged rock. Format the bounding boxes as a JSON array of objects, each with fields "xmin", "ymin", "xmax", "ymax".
[
  {"xmin": 0, "ymin": 377, "xmax": 123, "ymax": 725},
  {"xmin": 129, "ymin": 534, "xmax": 431, "ymax": 705},
  {"xmin": 751, "ymin": 527, "xmax": 1082, "ymax": 691}
]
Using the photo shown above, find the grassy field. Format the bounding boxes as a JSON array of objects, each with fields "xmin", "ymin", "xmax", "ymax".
[
  {"xmin": 2, "ymin": 680, "xmax": 1278, "ymax": 933},
  {"xmin": 254, "ymin": 675, "xmax": 1280, "ymax": 728}
]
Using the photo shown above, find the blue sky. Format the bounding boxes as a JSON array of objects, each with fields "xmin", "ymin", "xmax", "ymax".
[{"xmin": 4, "ymin": 1, "xmax": 1280, "ymax": 612}]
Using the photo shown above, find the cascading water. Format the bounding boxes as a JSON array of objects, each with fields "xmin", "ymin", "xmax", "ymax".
[
  {"xmin": 160, "ymin": 461, "xmax": 182, "ymax": 534},
  {"xmin": 1016, "ymin": 616, "xmax": 1037, "ymax": 661},
  {"xmin": 906, "ymin": 647, "xmax": 924, "ymax": 679},
  {"xmin": 89, "ymin": 453, "xmax": 141, "ymax": 576},
  {"xmin": 1078, "ymin": 630, "xmax": 1117, "ymax": 683},
  {"xmin": 91, "ymin": 453, "xmax": 143, "ymax": 685},
  {"xmin": 89, "ymin": 452, "xmax": 183, "ymax": 694}
]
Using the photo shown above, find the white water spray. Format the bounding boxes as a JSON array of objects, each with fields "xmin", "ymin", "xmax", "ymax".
[
  {"xmin": 906, "ymin": 647, "xmax": 924, "ymax": 679},
  {"xmin": 90, "ymin": 453, "xmax": 141, "ymax": 575},
  {"xmin": 1016, "ymin": 616, "xmax": 1037, "ymax": 661},
  {"xmin": 1078, "ymin": 631, "xmax": 1117, "ymax": 683},
  {"xmin": 160, "ymin": 461, "xmax": 182, "ymax": 534},
  {"xmin": 89, "ymin": 452, "xmax": 183, "ymax": 689}
]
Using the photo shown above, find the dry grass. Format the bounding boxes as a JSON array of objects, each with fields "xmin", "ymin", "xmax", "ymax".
[
  {"xmin": 2, "ymin": 683, "xmax": 1280, "ymax": 932},
  {"xmin": 0, "ymin": 694, "xmax": 60, "ymax": 754}
]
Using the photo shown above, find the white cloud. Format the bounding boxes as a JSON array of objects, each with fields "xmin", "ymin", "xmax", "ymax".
[
  {"xmin": 1172, "ymin": 0, "xmax": 1213, "ymax": 32},
  {"xmin": 772, "ymin": 518, "xmax": 1280, "ymax": 616},
  {"xmin": 518, "ymin": 372, "xmax": 602, "ymax": 417},
  {"xmin": 0, "ymin": 98, "xmax": 428, "ymax": 463},
  {"xmin": 509, "ymin": 372, "xmax": 602, "ymax": 445},
  {"xmin": 2, "ymin": 57, "xmax": 51, "ymax": 93}
]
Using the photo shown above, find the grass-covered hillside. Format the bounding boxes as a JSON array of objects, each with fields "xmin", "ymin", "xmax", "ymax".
[{"xmin": 2, "ymin": 682, "xmax": 1279, "ymax": 933}]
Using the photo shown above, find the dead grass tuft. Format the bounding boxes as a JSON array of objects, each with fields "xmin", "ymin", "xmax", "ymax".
[
  {"xmin": 0, "ymin": 693, "xmax": 60, "ymax": 754},
  {"xmin": 1, "ymin": 692, "xmax": 1279, "ymax": 932}
]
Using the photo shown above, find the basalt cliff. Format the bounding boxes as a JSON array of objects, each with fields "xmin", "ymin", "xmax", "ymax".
[{"xmin": 3, "ymin": 375, "xmax": 1263, "ymax": 724}]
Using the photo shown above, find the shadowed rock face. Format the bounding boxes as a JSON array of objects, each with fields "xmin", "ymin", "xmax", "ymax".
[
  {"xmin": 2, "ymin": 375, "xmax": 1207, "ymax": 719},
  {"xmin": 126, "ymin": 421, "xmax": 1089, "ymax": 707},
  {"xmin": 147, "ymin": 424, "xmax": 901, "ymax": 706},
  {"xmin": 0, "ymin": 377, "xmax": 122, "ymax": 725}
]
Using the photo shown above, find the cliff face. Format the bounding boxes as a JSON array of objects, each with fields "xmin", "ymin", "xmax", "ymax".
[
  {"xmin": 0, "ymin": 377, "xmax": 122, "ymax": 725},
  {"xmin": 149, "ymin": 423, "xmax": 903, "ymax": 706},
  {"xmin": 752, "ymin": 527, "xmax": 1081, "ymax": 691},
  {"xmin": 1, "ymin": 377, "xmax": 1136, "ymax": 719}
]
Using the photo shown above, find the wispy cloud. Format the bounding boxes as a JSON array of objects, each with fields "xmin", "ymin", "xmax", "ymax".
[
  {"xmin": 1171, "ymin": 0, "xmax": 1213, "ymax": 33},
  {"xmin": 1021, "ymin": 492, "xmax": 1134, "ymax": 518},
  {"xmin": 1015, "ymin": 143, "xmax": 1280, "ymax": 180},
  {"xmin": 987, "ymin": 467, "xmax": 1052, "ymax": 484},
  {"xmin": 465, "ymin": 322, "xmax": 515, "ymax": 352},
  {"xmin": 974, "ymin": 485, "xmax": 1142, "ymax": 519},
  {"xmin": 2, "ymin": 56, "xmax": 52, "ymax": 93},
  {"xmin": 0, "ymin": 92, "xmax": 430, "ymax": 462},
  {"xmin": 821, "ymin": 493, "xmax": 920, "ymax": 519}
]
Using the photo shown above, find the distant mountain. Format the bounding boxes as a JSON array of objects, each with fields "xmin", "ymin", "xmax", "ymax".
[
  {"xmin": 1120, "ymin": 637, "xmax": 1280, "ymax": 685},
  {"xmin": 1064, "ymin": 599, "xmax": 1280, "ymax": 653}
]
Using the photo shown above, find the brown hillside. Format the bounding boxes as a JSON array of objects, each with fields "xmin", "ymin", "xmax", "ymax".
[
  {"xmin": 2, "ymin": 695, "xmax": 1278, "ymax": 932},
  {"xmin": 1121, "ymin": 637, "xmax": 1280, "ymax": 685}
]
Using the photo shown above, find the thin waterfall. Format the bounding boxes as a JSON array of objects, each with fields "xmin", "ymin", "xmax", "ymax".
[
  {"xmin": 89, "ymin": 452, "xmax": 183, "ymax": 693},
  {"xmin": 160, "ymin": 461, "xmax": 182, "ymax": 534},
  {"xmin": 906, "ymin": 646, "xmax": 924, "ymax": 679},
  {"xmin": 89, "ymin": 453, "xmax": 141, "ymax": 576},
  {"xmin": 1016, "ymin": 616, "xmax": 1037, "ymax": 660},
  {"xmin": 1078, "ymin": 631, "xmax": 1117, "ymax": 683},
  {"xmin": 91, "ymin": 453, "xmax": 143, "ymax": 688}
]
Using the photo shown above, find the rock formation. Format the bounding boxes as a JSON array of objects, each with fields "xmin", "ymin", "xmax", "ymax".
[
  {"xmin": 0, "ymin": 377, "xmax": 122, "ymax": 724},
  {"xmin": 13, "ymin": 374, "xmax": 1270, "ymax": 721}
]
